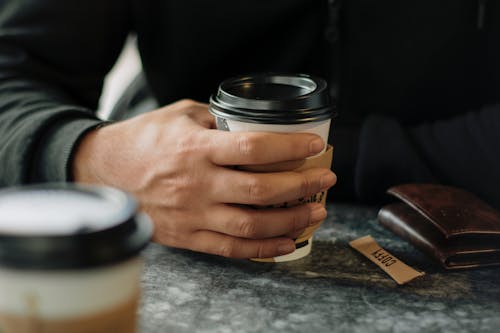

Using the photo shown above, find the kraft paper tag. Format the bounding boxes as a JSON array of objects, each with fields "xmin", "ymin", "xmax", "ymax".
[{"xmin": 349, "ymin": 235, "xmax": 425, "ymax": 285}]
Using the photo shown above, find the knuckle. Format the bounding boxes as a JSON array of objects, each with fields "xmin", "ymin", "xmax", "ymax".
[
  {"xmin": 299, "ymin": 173, "xmax": 312, "ymax": 198},
  {"xmin": 176, "ymin": 131, "xmax": 206, "ymax": 156},
  {"xmin": 165, "ymin": 177, "xmax": 197, "ymax": 206},
  {"xmin": 237, "ymin": 213, "xmax": 259, "ymax": 238},
  {"xmin": 256, "ymin": 243, "xmax": 266, "ymax": 258},
  {"xmin": 217, "ymin": 239, "xmax": 237, "ymax": 258},
  {"xmin": 236, "ymin": 134, "xmax": 257, "ymax": 156},
  {"xmin": 175, "ymin": 136, "xmax": 196, "ymax": 154},
  {"xmin": 176, "ymin": 98, "xmax": 197, "ymax": 108},
  {"xmin": 247, "ymin": 178, "xmax": 271, "ymax": 204}
]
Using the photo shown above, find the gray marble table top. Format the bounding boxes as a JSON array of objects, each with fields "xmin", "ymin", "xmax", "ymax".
[{"xmin": 139, "ymin": 203, "xmax": 500, "ymax": 333}]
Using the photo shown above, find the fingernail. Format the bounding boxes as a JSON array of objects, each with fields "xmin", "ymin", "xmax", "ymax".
[
  {"xmin": 320, "ymin": 172, "xmax": 336, "ymax": 190},
  {"xmin": 277, "ymin": 240, "xmax": 296, "ymax": 255},
  {"xmin": 310, "ymin": 204, "xmax": 327, "ymax": 224},
  {"xmin": 309, "ymin": 138, "xmax": 325, "ymax": 155}
]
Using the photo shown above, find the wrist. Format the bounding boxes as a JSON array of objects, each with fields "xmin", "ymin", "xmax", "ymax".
[{"xmin": 71, "ymin": 124, "xmax": 109, "ymax": 183}]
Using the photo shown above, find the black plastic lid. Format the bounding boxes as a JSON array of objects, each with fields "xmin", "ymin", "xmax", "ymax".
[
  {"xmin": 0, "ymin": 184, "xmax": 153, "ymax": 270},
  {"xmin": 209, "ymin": 73, "xmax": 336, "ymax": 124}
]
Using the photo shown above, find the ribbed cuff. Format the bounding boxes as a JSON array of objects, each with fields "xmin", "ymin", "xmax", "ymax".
[{"xmin": 31, "ymin": 117, "xmax": 106, "ymax": 182}]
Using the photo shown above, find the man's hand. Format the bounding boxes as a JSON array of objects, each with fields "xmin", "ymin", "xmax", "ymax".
[{"xmin": 73, "ymin": 99, "xmax": 336, "ymax": 258}]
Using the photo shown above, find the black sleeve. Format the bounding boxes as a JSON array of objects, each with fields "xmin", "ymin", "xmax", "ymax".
[
  {"xmin": 0, "ymin": 0, "xmax": 130, "ymax": 185},
  {"xmin": 332, "ymin": 105, "xmax": 500, "ymax": 209}
]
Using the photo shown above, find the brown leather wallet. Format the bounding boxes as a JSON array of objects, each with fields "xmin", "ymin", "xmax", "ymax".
[{"xmin": 378, "ymin": 184, "xmax": 500, "ymax": 269}]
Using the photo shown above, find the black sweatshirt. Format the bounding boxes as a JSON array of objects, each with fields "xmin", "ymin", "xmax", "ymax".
[{"xmin": 0, "ymin": 0, "xmax": 499, "ymax": 208}]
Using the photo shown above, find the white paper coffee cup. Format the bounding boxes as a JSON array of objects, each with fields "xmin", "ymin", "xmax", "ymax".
[
  {"xmin": 209, "ymin": 73, "xmax": 336, "ymax": 262},
  {"xmin": 0, "ymin": 184, "xmax": 153, "ymax": 333}
]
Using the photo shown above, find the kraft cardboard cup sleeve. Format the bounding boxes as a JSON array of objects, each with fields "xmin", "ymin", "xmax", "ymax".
[
  {"xmin": 0, "ymin": 184, "xmax": 153, "ymax": 333},
  {"xmin": 209, "ymin": 73, "xmax": 336, "ymax": 262}
]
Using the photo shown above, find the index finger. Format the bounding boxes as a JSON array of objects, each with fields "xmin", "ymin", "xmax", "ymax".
[{"xmin": 204, "ymin": 130, "xmax": 325, "ymax": 165}]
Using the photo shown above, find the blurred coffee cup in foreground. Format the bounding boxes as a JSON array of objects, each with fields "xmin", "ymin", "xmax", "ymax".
[
  {"xmin": 0, "ymin": 184, "xmax": 152, "ymax": 333},
  {"xmin": 209, "ymin": 73, "xmax": 336, "ymax": 262}
]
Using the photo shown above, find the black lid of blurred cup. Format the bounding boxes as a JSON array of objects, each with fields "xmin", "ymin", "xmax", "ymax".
[
  {"xmin": 209, "ymin": 73, "xmax": 336, "ymax": 124},
  {"xmin": 0, "ymin": 184, "xmax": 153, "ymax": 270}
]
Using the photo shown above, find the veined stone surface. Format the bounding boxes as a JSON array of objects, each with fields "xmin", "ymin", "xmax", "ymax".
[{"xmin": 139, "ymin": 204, "xmax": 500, "ymax": 333}]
